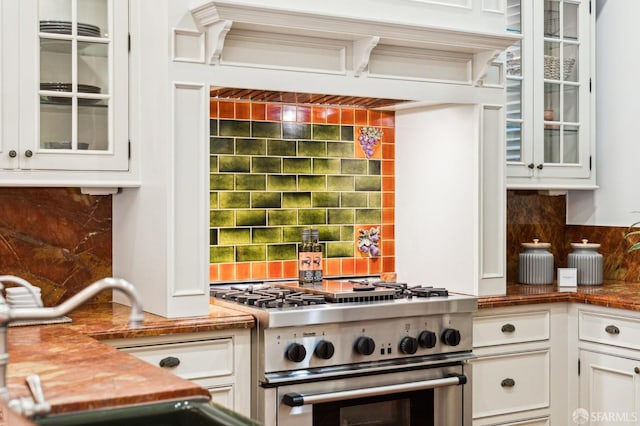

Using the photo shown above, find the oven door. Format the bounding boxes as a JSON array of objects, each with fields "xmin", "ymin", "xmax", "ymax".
[{"xmin": 268, "ymin": 362, "xmax": 470, "ymax": 426}]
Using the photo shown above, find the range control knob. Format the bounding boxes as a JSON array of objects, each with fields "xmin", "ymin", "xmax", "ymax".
[
  {"xmin": 399, "ymin": 336, "xmax": 418, "ymax": 355},
  {"xmin": 285, "ymin": 343, "xmax": 307, "ymax": 363},
  {"xmin": 441, "ymin": 328, "xmax": 462, "ymax": 346},
  {"xmin": 418, "ymin": 330, "xmax": 437, "ymax": 348},
  {"xmin": 355, "ymin": 336, "xmax": 376, "ymax": 356},
  {"xmin": 314, "ymin": 340, "xmax": 335, "ymax": 359}
]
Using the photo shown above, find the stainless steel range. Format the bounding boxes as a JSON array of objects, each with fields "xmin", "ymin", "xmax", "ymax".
[{"xmin": 210, "ymin": 279, "xmax": 477, "ymax": 426}]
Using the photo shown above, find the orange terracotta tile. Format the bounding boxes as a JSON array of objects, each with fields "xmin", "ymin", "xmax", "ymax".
[
  {"xmin": 313, "ymin": 106, "xmax": 327, "ymax": 123},
  {"xmin": 282, "ymin": 105, "xmax": 297, "ymax": 122},
  {"xmin": 382, "ymin": 143, "xmax": 395, "ymax": 159},
  {"xmin": 209, "ymin": 264, "xmax": 219, "ymax": 282},
  {"xmin": 297, "ymin": 105, "xmax": 311, "ymax": 123},
  {"xmin": 283, "ymin": 260, "xmax": 298, "ymax": 278},
  {"xmin": 219, "ymin": 101, "xmax": 235, "ymax": 119},
  {"xmin": 381, "ymin": 111, "xmax": 395, "ymax": 127},
  {"xmin": 382, "ymin": 176, "xmax": 395, "ymax": 191},
  {"xmin": 341, "ymin": 108, "xmax": 354, "ymax": 125},
  {"xmin": 382, "ymin": 208, "xmax": 395, "ymax": 224},
  {"xmin": 326, "ymin": 107, "xmax": 340, "ymax": 124},
  {"xmin": 267, "ymin": 104, "xmax": 282, "ymax": 121},
  {"xmin": 252, "ymin": 262, "xmax": 267, "ymax": 280},
  {"xmin": 268, "ymin": 261, "xmax": 283, "ymax": 279},
  {"xmin": 382, "ymin": 257, "xmax": 395, "ymax": 273},
  {"xmin": 382, "ymin": 225, "xmax": 395, "ymax": 239},
  {"xmin": 324, "ymin": 258, "xmax": 339, "ymax": 276},
  {"xmin": 382, "ymin": 192, "xmax": 395, "ymax": 208},
  {"xmin": 341, "ymin": 258, "xmax": 355, "ymax": 275},
  {"xmin": 355, "ymin": 258, "xmax": 369, "ymax": 274},
  {"xmin": 381, "ymin": 160, "xmax": 395, "ymax": 176},
  {"xmin": 369, "ymin": 258, "xmax": 382, "ymax": 273},
  {"xmin": 355, "ymin": 109, "xmax": 368, "ymax": 125},
  {"xmin": 382, "ymin": 240, "xmax": 395, "ymax": 256},
  {"xmin": 219, "ymin": 263, "xmax": 235, "ymax": 281},
  {"xmin": 252, "ymin": 102, "xmax": 266, "ymax": 121},
  {"xmin": 236, "ymin": 263, "xmax": 251, "ymax": 280},
  {"xmin": 368, "ymin": 110, "xmax": 382, "ymax": 126},
  {"xmin": 209, "ymin": 100, "xmax": 218, "ymax": 119},
  {"xmin": 382, "ymin": 129, "xmax": 395, "ymax": 143},
  {"xmin": 235, "ymin": 102, "xmax": 251, "ymax": 120}
]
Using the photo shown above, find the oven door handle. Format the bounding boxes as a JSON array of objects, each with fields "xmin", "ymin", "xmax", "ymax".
[{"xmin": 282, "ymin": 374, "xmax": 467, "ymax": 407}]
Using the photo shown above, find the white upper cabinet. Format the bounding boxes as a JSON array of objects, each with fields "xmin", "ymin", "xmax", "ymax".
[
  {"xmin": 505, "ymin": 0, "xmax": 596, "ymax": 189},
  {"xmin": 0, "ymin": 0, "xmax": 134, "ymax": 190}
]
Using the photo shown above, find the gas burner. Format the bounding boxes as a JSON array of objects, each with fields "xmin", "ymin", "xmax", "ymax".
[
  {"xmin": 284, "ymin": 293, "xmax": 327, "ymax": 306},
  {"xmin": 407, "ymin": 286, "xmax": 449, "ymax": 298}
]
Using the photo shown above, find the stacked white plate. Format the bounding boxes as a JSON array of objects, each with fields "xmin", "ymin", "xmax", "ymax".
[{"xmin": 5, "ymin": 286, "xmax": 43, "ymax": 308}]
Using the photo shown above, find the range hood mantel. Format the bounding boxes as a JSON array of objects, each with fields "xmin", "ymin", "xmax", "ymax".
[{"xmin": 190, "ymin": 0, "xmax": 520, "ymax": 84}]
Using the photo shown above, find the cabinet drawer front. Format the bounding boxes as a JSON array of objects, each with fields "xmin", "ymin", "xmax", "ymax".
[
  {"xmin": 121, "ymin": 338, "xmax": 234, "ymax": 380},
  {"xmin": 472, "ymin": 350, "xmax": 550, "ymax": 418},
  {"xmin": 579, "ymin": 311, "xmax": 640, "ymax": 351},
  {"xmin": 474, "ymin": 311, "xmax": 550, "ymax": 348}
]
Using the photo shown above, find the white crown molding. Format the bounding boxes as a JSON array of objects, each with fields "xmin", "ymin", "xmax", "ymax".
[{"xmin": 190, "ymin": 0, "xmax": 518, "ymax": 77}]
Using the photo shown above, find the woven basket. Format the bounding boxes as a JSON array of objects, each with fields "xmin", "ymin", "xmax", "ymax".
[{"xmin": 544, "ymin": 55, "xmax": 576, "ymax": 80}]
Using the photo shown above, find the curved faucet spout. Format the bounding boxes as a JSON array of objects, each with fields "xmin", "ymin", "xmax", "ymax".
[{"xmin": 9, "ymin": 277, "xmax": 144, "ymax": 328}]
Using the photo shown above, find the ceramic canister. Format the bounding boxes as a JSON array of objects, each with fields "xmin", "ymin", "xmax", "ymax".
[
  {"xmin": 568, "ymin": 239, "xmax": 603, "ymax": 285},
  {"xmin": 518, "ymin": 239, "xmax": 554, "ymax": 285}
]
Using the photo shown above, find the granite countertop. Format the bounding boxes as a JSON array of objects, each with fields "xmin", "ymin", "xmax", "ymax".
[
  {"xmin": 478, "ymin": 280, "xmax": 640, "ymax": 311},
  {"xmin": 5, "ymin": 300, "xmax": 255, "ymax": 420}
]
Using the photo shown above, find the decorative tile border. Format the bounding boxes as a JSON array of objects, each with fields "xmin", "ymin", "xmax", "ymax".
[{"xmin": 209, "ymin": 99, "xmax": 395, "ymax": 282}]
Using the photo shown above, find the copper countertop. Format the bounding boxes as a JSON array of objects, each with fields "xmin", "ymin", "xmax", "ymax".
[
  {"xmin": 6, "ymin": 300, "xmax": 255, "ymax": 419},
  {"xmin": 478, "ymin": 280, "xmax": 640, "ymax": 311}
]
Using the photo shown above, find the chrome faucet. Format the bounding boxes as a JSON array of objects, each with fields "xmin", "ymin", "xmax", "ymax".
[{"xmin": 0, "ymin": 276, "xmax": 144, "ymax": 415}]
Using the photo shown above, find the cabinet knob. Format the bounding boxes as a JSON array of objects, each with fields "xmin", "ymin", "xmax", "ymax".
[
  {"xmin": 635, "ymin": 367, "xmax": 640, "ymax": 374},
  {"xmin": 605, "ymin": 325, "xmax": 620, "ymax": 335},
  {"xmin": 158, "ymin": 356, "xmax": 180, "ymax": 368},
  {"xmin": 527, "ymin": 163, "xmax": 535, "ymax": 169},
  {"xmin": 536, "ymin": 164, "xmax": 544, "ymax": 170},
  {"xmin": 25, "ymin": 150, "xmax": 33, "ymax": 158},
  {"xmin": 501, "ymin": 378, "xmax": 516, "ymax": 388},
  {"xmin": 501, "ymin": 323, "xmax": 516, "ymax": 333},
  {"xmin": 8, "ymin": 150, "xmax": 17, "ymax": 158}
]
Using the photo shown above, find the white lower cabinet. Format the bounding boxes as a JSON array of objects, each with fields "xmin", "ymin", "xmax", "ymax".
[
  {"xmin": 105, "ymin": 329, "xmax": 251, "ymax": 417},
  {"xmin": 472, "ymin": 304, "xmax": 569, "ymax": 426},
  {"xmin": 577, "ymin": 306, "xmax": 640, "ymax": 425}
]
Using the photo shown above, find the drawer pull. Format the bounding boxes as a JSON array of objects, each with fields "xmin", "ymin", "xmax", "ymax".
[
  {"xmin": 500, "ymin": 378, "xmax": 515, "ymax": 388},
  {"xmin": 501, "ymin": 323, "xmax": 516, "ymax": 333},
  {"xmin": 159, "ymin": 356, "xmax": 181, "ymax": 368},
  {"xmin": 605, "ymin": 325, "xmax": 620, "ymax": 335}
]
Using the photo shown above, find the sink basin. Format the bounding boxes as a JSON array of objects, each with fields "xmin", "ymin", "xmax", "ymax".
[{"xmin": 34, "ymin": 398, "xmax": 262, "ymax": 426}]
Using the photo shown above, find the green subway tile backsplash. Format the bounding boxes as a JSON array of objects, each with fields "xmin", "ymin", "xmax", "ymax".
[
  {"xmin": 220, "ymin": 120, "xmax": 250, "ymax": 137},
  {"xmin": 236, "ymin": 245, "xmax": 266, "ymax": 262},
  {"xmin": 312, "ymin": 124, "xmax": 341, "ymax": 140},
  {"xmin": 236, "ymin": 138, "xmax": 266, "ymax": 155},
  {"xmin": 267, "ymin": 244, "xmax": 297, "ymax": 261},
  {"xmin": 282, "ymin": 192, "xmax": 311, "ymax": 208},
  {"xmin": 219, "ymin": 228, "xmax": 251, "ymax": 245},
  {"xmin": 236, "ymin": 210, "xmax": 266, "ymax": 226},
  {"xmin": 219, "ymin": 156, "xmax": 251, "ymax": 173},
  {"xmin": 211, "ymin": 137, "xmax": 234, "ymax": 154},
  {"xmin": 298, "ymin": 140, "xmax": 326, "ymax": 157},
  {"xmin": 209, "ymin": 101, "xmax": 392, "ymax": 274},
  {"xmin": 283, "ymin": 158, "xmax": 312, "ymax": 174},
  {"xmin": 252, "ymin": 192, "xmax": 281, "ymax": 208},
  {"xmin": 236, "ymin": 174, "xmax": 266, "ymax": 191}
]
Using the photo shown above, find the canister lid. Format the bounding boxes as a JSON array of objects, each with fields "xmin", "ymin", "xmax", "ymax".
[
  {"xmin": 570, "ymin": 239, "xmax": 601, "ymax": 249},
  {"xmin": 521, "ymin": 238, "xmax": 551, "ymax": 249}
]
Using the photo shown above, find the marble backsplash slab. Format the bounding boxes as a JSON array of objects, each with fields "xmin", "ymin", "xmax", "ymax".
[{"xmin": 0, "ymin": 188, "xmax": 111, "ymax": 306}]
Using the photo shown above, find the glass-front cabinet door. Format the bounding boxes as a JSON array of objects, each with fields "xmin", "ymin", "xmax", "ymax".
[
  {"xmin": 18, "ymin": 0, "xmax": 128, "ymax": 171},
  {"xmin": 506, "ymin": 0, "xmax": 594, "ymax": 188}
]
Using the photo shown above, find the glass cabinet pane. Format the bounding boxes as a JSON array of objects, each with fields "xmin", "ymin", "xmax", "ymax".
[
  {"xmin": 544, "ymin": 0, "xmax": 560, "ymax": 38},
  {"xmin": 505, "ymin": 0, "xmax": 523, "ymax": 164},
  {"xmin": 507, "ymin": 0, "xmax": 521, "ymax": 33},
  {"xmin": 563, "ymin": 2, "xmax": 579, "ymax": 40},
  {"xmin": 38, "ymin": 0, "xmax": 111, "ymax": 152}
]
